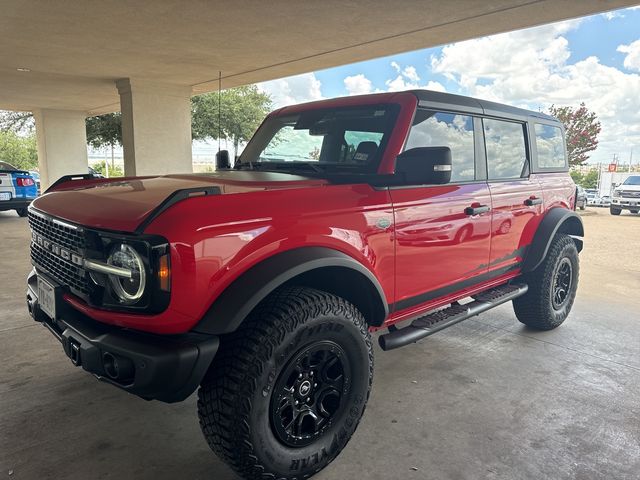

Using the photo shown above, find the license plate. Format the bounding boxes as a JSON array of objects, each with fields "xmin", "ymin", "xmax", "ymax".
[
  {"xmin": 0, "ymin": 192, "xmax": 11, "ymax": 201},
  {"xmin": 37, "ymin": 277, "xmax": 57, "ymax": 320}
]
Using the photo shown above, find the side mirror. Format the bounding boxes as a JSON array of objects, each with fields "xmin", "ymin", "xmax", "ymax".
[
  {"xmin": 395, "ymin": 147, "xmax": 452, "ymax": 185},
  {"xmin": 216, "ymin": 150, "xmax": 231, "ymax": 170}
]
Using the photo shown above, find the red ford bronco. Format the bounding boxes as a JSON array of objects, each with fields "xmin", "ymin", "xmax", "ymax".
[{"xmin": 26, "ymin": 90, "xmax": 583, "ymax": 479}]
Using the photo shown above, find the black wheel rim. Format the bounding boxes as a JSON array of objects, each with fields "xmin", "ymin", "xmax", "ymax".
[
  {"xmin": 270, "ymin": 341, "xmax": 351, "ymax": 447},
  {"xmin": 552, "ymin": 257, "xmax": 572, "ymax": 310}
]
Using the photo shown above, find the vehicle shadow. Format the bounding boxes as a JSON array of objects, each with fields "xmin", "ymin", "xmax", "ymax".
[{"xmin": 2, "ymin": 360, "xmax": 240, "ymax": 479}]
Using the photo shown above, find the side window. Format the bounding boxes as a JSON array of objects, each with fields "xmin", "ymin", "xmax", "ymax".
[
  {"xmin": 483, "ymin": 119, "xmax": 528, "ymax": 180},
  {"xmin": 535, "ymin": 124, "xmax": 566, "ymax": 169},
  {"xmin": 405, "ymin": 111, "xmax": 475, "ymax": 182}
]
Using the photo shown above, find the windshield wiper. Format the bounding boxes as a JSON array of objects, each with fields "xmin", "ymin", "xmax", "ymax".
[
  {"xmin": 237, "ymin": 161, "xmax": 324, "ymax": 173},
  {"xmin": 271, "ymin": 162, "xmax": 324, "ymax": 173}
]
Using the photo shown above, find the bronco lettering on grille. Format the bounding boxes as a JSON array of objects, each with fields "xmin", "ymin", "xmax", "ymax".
[{"xmin": 31, "ymin": 231, "xmax": 84, "ymax": 267}]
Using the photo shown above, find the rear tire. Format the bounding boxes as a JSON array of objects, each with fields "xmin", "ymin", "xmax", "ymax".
[
  {"xmin": 197, "ymin": 286, "xmax": 373, "ymax": 480},
  {"xmin": 610, "ymin": 207, "xmax": 622, "ymax": 215},
  {"xmin": 579, "ymin": 204, "xmax": 586, "ymax": 211},
  {"xmin": 15, "ymin": 208, "xmax": 28, "ymax": 217},
  {"xmin": 513, "ymin": 234, "xmax": 579, "ymax": 330},
  {"xmin": 631, "ymin": 210, "xmax": 639, "ymax": 214}
]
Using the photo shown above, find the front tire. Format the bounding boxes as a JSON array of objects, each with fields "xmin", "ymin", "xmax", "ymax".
[
  {"xmin": 15, "ymin": 207, "xmax": 28, "ymax": 217},
  {"xmin": 513, "ymin": 234, "xmax": 579, "ymax": 330},
  {"xmin": 197, "ymin": 287, "xmax": 373, "ymax": 480},
  {"xmin": 610, "ymin": 207, "xmax": 622, "ymax": 215},
  {"xmin": 631, "ymin": 210, "xmax": 639, "ymax": 214}
]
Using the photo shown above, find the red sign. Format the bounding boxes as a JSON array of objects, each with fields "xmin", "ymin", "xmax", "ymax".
[{"xmin": 608, "ymin": 163, "xmax": 617, "ymax": 172}]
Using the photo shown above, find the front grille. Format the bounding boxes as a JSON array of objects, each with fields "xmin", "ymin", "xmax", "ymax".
[
  {"xmin": 28, "ymin": 210, "xmax": 89, "ymax": 297},
  {"xmin": 619, "ymin": 190, "xmax": 640, "ymax": 198},
  {"xmin": 28, "ymin": 211, "xmax": 86, "ymax": 251}
]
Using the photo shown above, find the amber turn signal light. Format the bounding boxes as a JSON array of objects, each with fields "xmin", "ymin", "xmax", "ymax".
[{"xmin": 157, "ymin": 254, "xmax": 171, "ymax": 292}]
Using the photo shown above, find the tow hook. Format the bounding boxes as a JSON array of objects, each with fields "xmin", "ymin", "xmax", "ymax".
[{"xmin": 68, "ymin": 338, "xmax": 81, "ymax": 366}]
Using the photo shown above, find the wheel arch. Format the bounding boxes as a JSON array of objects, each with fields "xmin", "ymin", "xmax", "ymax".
[
  {"xmin": 522, "ymin": 207, "xmax": 584, "ymax": 273},
  {"xmin": 194, "ymin": 247, "xmax": 389, "ymax": 335}
]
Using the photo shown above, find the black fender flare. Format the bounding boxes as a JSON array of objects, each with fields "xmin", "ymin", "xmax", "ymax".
[
  {"xmin": 194, "ymin": 247, "xmax": 389, "ymax": 335},
  {"xmin": 522, "ymin": 208, "xmax": 584, "ymax": 273}
]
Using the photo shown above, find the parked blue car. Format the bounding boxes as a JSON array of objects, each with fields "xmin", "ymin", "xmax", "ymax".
[{"xmin": 0, "ymin": 161, "xmax": 38, "ymax": 217}]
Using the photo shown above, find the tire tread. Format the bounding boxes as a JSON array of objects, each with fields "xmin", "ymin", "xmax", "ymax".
[
  {"xmin": 197, "ymin": 286, "xmax": 373, "ymax": 480},
  {"xmin": 513, "ymin": 234, "xmax": 579, "ymax": 330}
]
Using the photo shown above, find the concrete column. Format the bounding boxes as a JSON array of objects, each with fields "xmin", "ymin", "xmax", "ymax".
[
  {"xmin": 33, "ymin": 109, "xmax": 88, "ymax": 189},
  {"xmin": 116, "ymin": 79, "xmax": 192, "ymax": 176}
]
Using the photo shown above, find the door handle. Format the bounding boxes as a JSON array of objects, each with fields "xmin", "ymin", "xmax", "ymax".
[
  {"xmin": 464, "ymin": 204, "xmax": 490, "ymax": 215},
  {"xmin": 524, "ymin": 197, "xmax": 543, "ymax": 206}
]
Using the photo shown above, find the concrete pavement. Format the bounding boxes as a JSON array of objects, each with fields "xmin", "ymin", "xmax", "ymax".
[{"xmin": 1, "ymin": 208, "xmax": 639, "ymax": 479}]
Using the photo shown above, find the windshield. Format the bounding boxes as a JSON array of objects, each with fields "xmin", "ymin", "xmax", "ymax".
[
  {"xmin": 239, "ymin": 105, "xmax": 399, "ymax": 174},
  {"xmin": 622, "ymin": 176, "xmax": 640, "ymax": 186}
]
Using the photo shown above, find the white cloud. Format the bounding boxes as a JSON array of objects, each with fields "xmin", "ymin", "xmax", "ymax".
[
  {"xmin": 384, "ymin": 61, "xmax": 445, "ymax": 93},
  {"xmin": 602, "ymin": 11, "xmax": 624, "ymax": 20},
  {"xmin": 618, "ymin": 39, "xmax": 640, "ymax": 72},
  {"xmin": 344, "ymin": 74, "xmax": 373, "ymax": 95},
  {"xmin": 385, "ymin": 61, "xmax": 422, "ymax": 91},
  {"xmin": 257, "ymin": 72, "xmax": 323, "ymax": 108},
  {"xmin": 402, "ymin": 66, "xmax": 420, "ymax": 83},
  {"xmin": 425, "ymin": 80, "xmax": 446, "ymax": 93},
  {"xmin": 430, "ymin": 19, "xmax": 640, "ymax": 164},
  {"xmin": 344, "ymin": 60, "xmax": 446, "ymax": 96},
  {"xmin": 385, "ymin": 74, "xmax": 417, "ymax": 91}
]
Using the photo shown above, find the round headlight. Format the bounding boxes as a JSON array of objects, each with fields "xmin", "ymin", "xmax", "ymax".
[{"xmin": 107, "ymin": 244, "xmax": 146, "ymax": 304}]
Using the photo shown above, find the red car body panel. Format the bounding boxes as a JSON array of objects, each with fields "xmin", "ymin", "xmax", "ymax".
[
  {"xmin": 33, "ymin": 173, "xmax": 329, "ymax": 232},
  {"xmin": 391, "ymin": 182, "xmax": 492, "ymax": 306},
  {"xmin": 31, "ymin": 92, "xmax": 577, "ymax": 336},
  {"xmin": 49, "ymin": 183, "xmax": 395, "ymax": 334}
]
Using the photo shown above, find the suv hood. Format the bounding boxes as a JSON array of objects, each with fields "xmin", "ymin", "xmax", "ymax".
[
  {"xmin": 32, "ymin": 171, "xmax": 327, "ymax": 232},
  {"xmin": 616, "ymin": 184, "xmax": 640, "ymax": 192}
]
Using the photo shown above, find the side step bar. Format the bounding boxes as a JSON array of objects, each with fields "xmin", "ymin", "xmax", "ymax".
[{"xmin": 379, "ymin": 283, "xmax": 528, "ymax": 351}]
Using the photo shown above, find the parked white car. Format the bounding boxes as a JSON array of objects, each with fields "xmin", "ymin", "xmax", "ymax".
[{"xmin": 586, "ymin": 193, "xmax": 600, "ymax": 206}]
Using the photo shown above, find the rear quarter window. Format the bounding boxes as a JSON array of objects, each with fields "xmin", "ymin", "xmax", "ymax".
[{"xmin": 534, "ymin": 123, "xmax": 566, "ymax": 169}]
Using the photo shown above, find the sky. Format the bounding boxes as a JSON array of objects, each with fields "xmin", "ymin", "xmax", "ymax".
[{"xmin": 256, "ymin": 6, "xmax": 640, "ymax": 166}]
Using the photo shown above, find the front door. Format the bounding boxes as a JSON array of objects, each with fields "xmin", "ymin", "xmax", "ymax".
[{"xmin": 391, "ymin": 110, "xmax": 491, "ymax": 312}]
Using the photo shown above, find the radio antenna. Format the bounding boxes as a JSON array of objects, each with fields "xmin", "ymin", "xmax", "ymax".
[{"xmin": 218, "ymin": 71, "xmax": 222, "ymax": 153}]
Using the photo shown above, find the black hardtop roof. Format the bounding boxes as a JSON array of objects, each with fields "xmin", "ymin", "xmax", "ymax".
[{"xmin": 408, "ymin": 89, "xmax": 558, "ymax": 123}]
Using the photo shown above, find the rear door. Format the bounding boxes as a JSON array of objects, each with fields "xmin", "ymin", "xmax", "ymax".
[
  {"xmin": 391, "ymin": 110, "xmax": 491, "ymax": 312},
  {"xmin": 482, "ymin": 118, "xmax": 543, "ymax": 274}
]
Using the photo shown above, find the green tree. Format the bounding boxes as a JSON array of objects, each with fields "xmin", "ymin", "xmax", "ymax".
[
  {"xmin": 581, "ymin": 169, "xmax": 599, "ymax": 189},
  {"xmin": 0, "ymin": 130, "xmax": 38, "ymax": 170},
  {"xmin": 86, "ymin": 113, "xmax": 122, "ymax": 173},
  {"xmin": 569, "ymin": 170, "xmax": 583, "ymax": 185},
  {"xmin": 91, "ymin": 160, "xmax": 123, "ymax": 177},
  {"xmin": 192, "ymin": 85, "xmax": 272, "ymax": 156},
  {"xmin": 0, "ymin": 110, "xmax": 35, "ymax": 134},
  {"xmin": 548, "ymin": 103, "xmax": 601, "ymax": 166}
]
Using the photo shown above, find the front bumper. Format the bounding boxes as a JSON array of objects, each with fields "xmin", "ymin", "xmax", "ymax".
[
  {"xmin": 26, "ymin": 270, "xmax": 219, "ymax": 403},
  {"xmin": 611, "ymin": 198, "xmax": 640, "ymax": 209}
]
